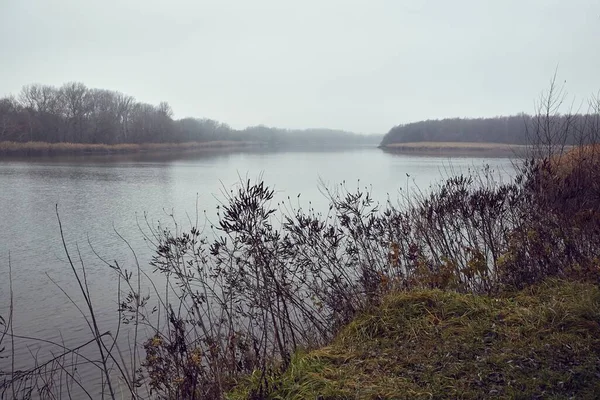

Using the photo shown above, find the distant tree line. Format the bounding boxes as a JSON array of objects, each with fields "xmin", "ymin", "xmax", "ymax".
[
  {"xmin": 0, "ymin": 82, "xmax": 380, "ymax": 147},
  {"xmin": 241, "ymin": 125, "xmax": 382, "ymax": 147},
  {"xmin": 380, "ymin": 114, "xmax": 599, "ymax": 147},
  {"xmin": 0, "ymin": 82, "xmax": 177, "ymax": 144}
]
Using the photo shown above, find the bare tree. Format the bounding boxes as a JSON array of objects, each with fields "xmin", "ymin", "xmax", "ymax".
[
  {"xmin": 60, "ymin": 82, "xmax": 90, "ymax": 142},
  {"xmin": 115, "ymin": 92, "xmax": 134, "ymax": 142},
  {"xmin": 0, "ymin": 97, "xmax": 22, "ymax": 141}
]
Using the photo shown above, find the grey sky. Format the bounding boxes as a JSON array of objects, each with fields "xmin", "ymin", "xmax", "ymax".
[{"xmin": 1, "ymin": 0, "xmax": 599, "ymax": 133}]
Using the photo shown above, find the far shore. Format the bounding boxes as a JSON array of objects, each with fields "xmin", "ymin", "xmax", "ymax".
[
  {"xmin": 380, "ymin": 141, "xmax": 528, "ymax": 157},
  {"xmin": 0, "ymin": 140, "xmax": 263, "ymax": 157},
  {"xmin": 1, "ymin": 140, "xmax": 530, "ymax": 159}
]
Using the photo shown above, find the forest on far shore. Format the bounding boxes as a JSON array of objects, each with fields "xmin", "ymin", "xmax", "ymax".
[
  {"xmin": 379, "ymin": 113, "xmax": 599, "ymax": 147},
  {"xmin": 5, "ymin": 82, "xmax": 597, "ymax": 152},
  {"xmin": 0, "ymin": 82, "xmax": 380, "ymax": 148}
]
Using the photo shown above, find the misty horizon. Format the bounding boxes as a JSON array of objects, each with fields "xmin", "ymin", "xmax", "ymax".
[
  {"xmin": 0, "ymin": 80, "xmax": 561, "ymax": 136},
  {"xmin": 2, "ymin": 0, "xmax": 599, "ymax": 133},
  {"xmin": 3, "ymin": 80, "xmax": 594, "ymax": 139}
]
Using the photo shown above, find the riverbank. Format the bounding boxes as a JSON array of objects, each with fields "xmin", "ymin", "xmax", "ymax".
[
  {"xmin": 229, "ymin": 279, "xmax": 600, "ymax": 399},
  {"xmin": 226, "ymin": 144, "xmax": 600, "ymax": 399},
  {"xmin": 380, "ymin": 141, "xmax": 527, "ymax": 157},
  {"xmin": 0, "ymin": 140, "xmax": 262, "ymax": 157}
]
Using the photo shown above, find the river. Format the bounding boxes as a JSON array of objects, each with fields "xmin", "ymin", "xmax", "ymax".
[{"xmin": 0, "ymin": 147, "xmax": 515, "ymax": 396}]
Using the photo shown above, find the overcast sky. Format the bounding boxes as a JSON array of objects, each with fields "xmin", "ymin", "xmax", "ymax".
[{"xmin": 1, "ymin": 0, "xmax": 599, "ymax": 133}]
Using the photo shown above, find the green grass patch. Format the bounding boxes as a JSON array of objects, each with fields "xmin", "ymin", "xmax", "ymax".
[{"xmin": 228, "ymin": 280, "xmax": 600, "ymax": 399}]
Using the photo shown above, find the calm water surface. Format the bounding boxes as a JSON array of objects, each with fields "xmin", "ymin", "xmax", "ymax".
[{"xmin": 0, "ymin": 148, "xmax": 514, "ymax": 392}]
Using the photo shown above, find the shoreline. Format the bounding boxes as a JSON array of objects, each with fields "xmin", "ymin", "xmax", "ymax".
[
  {"xmin": 0, "ymin": 141, "xmax": 383, "ymax": 159},
  {"xmin": 0, "ymin": 140, "xmax": 531, "ymax": 159},
  {"xmin": 380, "ymin": 141, "xmax": 528, "ymax": 157},
  {"xmin": 0, "ymin": 140, "xmax": 263, "ymax": 157}
]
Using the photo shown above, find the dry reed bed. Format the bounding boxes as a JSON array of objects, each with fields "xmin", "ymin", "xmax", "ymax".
[
  {"xmin": 0, "ymin": 140, "xmax": 260, "ymax": 156},
  {"xmin": 381, "ymin": 141, "xmax": 528, "ymax": 156}
]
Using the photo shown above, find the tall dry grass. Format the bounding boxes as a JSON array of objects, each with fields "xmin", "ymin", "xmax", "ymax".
[{"xmin": 0, "ymin": 141, "xmax": 259, "ymax": 156}]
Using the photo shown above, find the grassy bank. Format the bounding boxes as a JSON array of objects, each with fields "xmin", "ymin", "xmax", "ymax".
[
  {"xmin": 380, "ymin": 142, "xmax": 527, "ymax": 157},
  {"xmin": 229, "ymin": 279, "xmax": 600, "ymax": 399},
  {"xmin": 0, "ymin": 140, "xmax": 261, "ymax": 157},
  {"xmin": 225, "ymin": 143, "xmax": 600, "ymax": 399}
]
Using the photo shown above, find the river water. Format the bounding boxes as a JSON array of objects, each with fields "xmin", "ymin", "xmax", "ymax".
[{"xmin": 0, "ymin": 148, "xmax": 515, "ymax": 396}]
